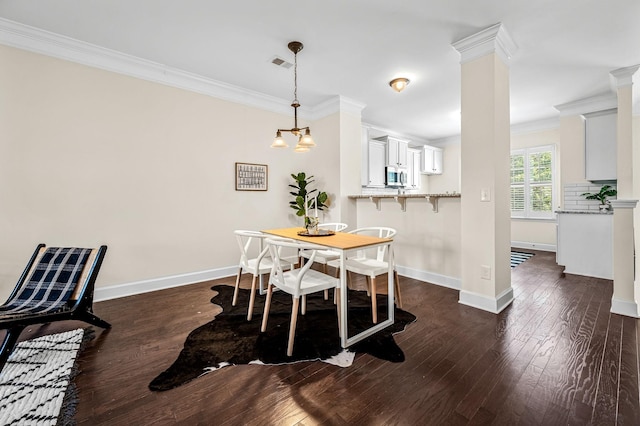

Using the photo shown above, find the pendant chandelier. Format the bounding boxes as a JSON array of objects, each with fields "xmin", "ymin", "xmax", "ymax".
[{"xmin": 271, "ymin": 41, "xmax": 316, "ymax": 152}]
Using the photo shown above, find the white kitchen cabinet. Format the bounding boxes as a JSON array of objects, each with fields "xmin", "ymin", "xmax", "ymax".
[
  {"xmin": 361, "ymin": 126, "xmax": 369, "ymax": 186},
  {"xmin": 407, "ymin": 148, "xmax": 422, "ymax": 188},
  {"xmin": 556, "ymin": 212, "xmax": 612, "ymax": 279},
  {"xmin": 367, "ymin": 140, "xmax": 386, "ymax": 187},
  {"xmin": 585, "ymin": 109, "xmax": 617, "ymax": 181},
  {"xmin": 374, "ymin": 136, "xmax": 409, "ymax": 168},
  {"xmin": 421, "ymin": 145, "xmax": 443, "ymax": 175}
]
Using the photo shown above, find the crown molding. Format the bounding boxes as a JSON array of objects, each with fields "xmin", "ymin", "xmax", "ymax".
[
  {"xmin": 452, "ymin": 23, "xmax": 518, "ymax": 65},
  {"xmin": 310, "ymin": 95, "xmax": 367, "ymax": 121},
  {"xmin": 510, "ymin": 116, "xmax": 560, "ymax": 134},
  {"xmin": 554, "ymin": 92, "xmax": 618, "ymax": 116},
  {"xmin": 610, "ymin": 64, "xmax": 639, "ymax": 88},
  {"xmin": 361, "ymin": 122, "xmax": 429, "ymax": 145},
  {"xmin": 428, "ymin": 134, "xmax": 460, "ymax": 147},
  {"xmin": 0, "ymin": 17, "xmax": 308, "ymax": 118}
]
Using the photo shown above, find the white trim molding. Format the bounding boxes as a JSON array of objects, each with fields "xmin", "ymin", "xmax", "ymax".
[
  {"xmin": 362, "ymin": 122, "xmax": 430, "ymax": 145},
  {"xmin": 396, "ymin": 265, "xmax": 461, "ymax": 290},
  {"xmin": 554, "ymin": 93, "xmax": 618, "ymax": 117},
  {"xmin": 452, "ymin": 23, "xmax": 518, "ymax": 65},
  {"xmin": 94, "ymin": 266, "xmax": 237, "ymax": 302},
  {"xmin": 0, "ymin": 17, "xmax": 310, "ymax": 119},
  {"xmin": 511, "ymin": 241, "xmax": 556, "ymax": 252},
  {"xmin": 459, "ymin": 287, "xmax": 514, "ymax": 314},
  {"xmin": 511, "ymin": 117, "xmax": 560, "ymax": 135},
  {"xmin": 609, "ymin": 199, "xmax": 639, "ymax": 209},
  {"xmin": 96, "ymin": 263, "xmax": 462, "ymax": 302},
  {"xmin": 610, "ymin": 297, "xmax": 640, "ymax": 318},
  {"xmin": 311, "ymin": 96, "xmax": 366, "ymax": 121},
  {"xmin": 610, "ymin": 64, "xmax": 639, "ymax": 88}
]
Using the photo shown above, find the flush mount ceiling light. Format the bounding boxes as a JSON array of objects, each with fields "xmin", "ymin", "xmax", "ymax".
[
  {"xmin": 389, "ymin": 77, "xmax": 410, "ymax": 93},
  {"xmin": 271, "ymin": 41, "xmax": 315, "ymax": 152}
]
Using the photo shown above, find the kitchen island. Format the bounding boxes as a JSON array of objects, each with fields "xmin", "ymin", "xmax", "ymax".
[{"xmin": 556, "ymin": 210, "xmax": 613, "ymax": 279}]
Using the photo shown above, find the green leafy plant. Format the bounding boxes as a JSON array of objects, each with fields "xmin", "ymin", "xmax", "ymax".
[
  {"xmin": 289, "ymin": 172, "xmax": 328, "ymax": 217},
  {"xmin": 581, "ymin": 184, "xmax": 617, "ymax": 205}
]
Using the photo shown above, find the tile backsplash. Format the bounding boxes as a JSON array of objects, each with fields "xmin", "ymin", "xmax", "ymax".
[{"xmin": 563, "ymin": 183, "xmax": 617, "ymax": 211}]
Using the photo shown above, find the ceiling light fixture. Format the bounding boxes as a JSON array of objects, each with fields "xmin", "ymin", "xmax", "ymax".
[
  {"xmin": 271, "ymin": 41, "xmax": 315, "ymax": 152},
  {"xmin": 389, "ymin": 77, "xmax": 410, "ymax": 93}
]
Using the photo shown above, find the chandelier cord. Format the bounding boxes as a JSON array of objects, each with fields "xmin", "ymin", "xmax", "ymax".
[
  {"xmin": 293, "ymin": 50, "xmax": 298, "ymax": 104},
  {"xmin": 292, "ymin": 49, "xmax": 300, "ymax": 130}
]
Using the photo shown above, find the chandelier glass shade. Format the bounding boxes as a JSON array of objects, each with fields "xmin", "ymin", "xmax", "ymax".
[{"xmin": 271, "ymin": 41, "xmax": 315, "ymax": 152}]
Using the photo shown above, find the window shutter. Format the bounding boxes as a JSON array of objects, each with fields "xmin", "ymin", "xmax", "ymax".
[{"xmin": 510, "ymin": 146, "xmax": 555, "ymax": 219}]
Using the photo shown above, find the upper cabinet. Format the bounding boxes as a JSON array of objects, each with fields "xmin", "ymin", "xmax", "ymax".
[
  {"xmin": 367, "ymin": 140, "xmax": 387, "ymax": 187},
  {"xmin": 421, "ymin": 145, "xmax": 443, "ymax": 175},
  {"xmin": 407, "ymin": 148, "xmax": 422, "ymax": 188},
  {"xmin": 584, "ymin": 109, "xmax": 617, "ymax": 182},
  {"xmin": 374, "ymin": 136, "xmax": 409, "ymax": 168}
]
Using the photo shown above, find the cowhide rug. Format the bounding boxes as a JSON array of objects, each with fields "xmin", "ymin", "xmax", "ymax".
[{"xmin": 149, "ymin": 284, "xmax": 416, "ymax": 391}]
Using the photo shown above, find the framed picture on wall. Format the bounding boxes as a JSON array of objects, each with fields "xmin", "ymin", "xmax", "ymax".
[{"xmin": 235, "ymin": 162, "xmax": 268, "ymax": 191}]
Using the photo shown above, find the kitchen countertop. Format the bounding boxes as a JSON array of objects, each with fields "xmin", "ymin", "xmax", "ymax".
[
  {"xmin": 348, "ymin": 193, "xmax": 461, "ymax": 199},
  {"xmin": 348, "ymin": 193, "xmax": 460, "ymax": 212},
  {"xmin": 555, "ymin": 209, "xmax": 613, "ymax": 215}
]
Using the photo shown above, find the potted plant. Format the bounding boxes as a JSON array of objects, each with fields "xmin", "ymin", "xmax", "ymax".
[
  {"xmin": 581, "ymin": 184, "xmax": 617, "ymax": 211},
  {"xmin": 289, "ymin": 172, "xmax": 328, "ymax": 227}
]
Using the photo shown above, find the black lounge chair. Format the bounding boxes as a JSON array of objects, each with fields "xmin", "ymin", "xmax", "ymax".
[{"xmin": 0, "ymin": 244, "xmax": 109, "ymax": 373}]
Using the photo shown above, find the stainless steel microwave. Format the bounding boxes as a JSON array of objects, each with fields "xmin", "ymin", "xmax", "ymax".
[{"xmin": 385, "ymin": 166, "xmax": 407, "ymax": 187}]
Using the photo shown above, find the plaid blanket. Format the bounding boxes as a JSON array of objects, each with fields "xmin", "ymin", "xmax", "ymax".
[{"xmin": 0, "ymin": 247, "xmax": 92, "ymax": 316}]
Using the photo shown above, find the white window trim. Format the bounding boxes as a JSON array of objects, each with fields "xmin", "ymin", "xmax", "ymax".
[{"xmin": 511, "ymin": 145, "xmax": 556, "ymax": 219}]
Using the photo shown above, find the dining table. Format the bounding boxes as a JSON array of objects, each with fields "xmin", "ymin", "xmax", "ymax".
[{"xmin": 261, "ymin": 227, "xmax": 395, "ymax": 348}]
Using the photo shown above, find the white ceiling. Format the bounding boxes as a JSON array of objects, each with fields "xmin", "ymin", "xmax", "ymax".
[{"xmin": 1, "ymin": 0, "xmax": 639, "ymax": 142}]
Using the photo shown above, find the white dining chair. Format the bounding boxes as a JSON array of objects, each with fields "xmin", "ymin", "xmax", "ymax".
[
  {"xmin": 328, "ymin": 226, "xmax": 401, "ymax": 324},
  {"xmin": 233, "ymin": 230, "xmax": 294, "ymax": 321},
  {"xmin": 299, "ymin": 222, "xmax": 348, "ymax": 299},
  {"xmin": 261, "ymin": 237, "xmax": 341, "ymax": 357}
]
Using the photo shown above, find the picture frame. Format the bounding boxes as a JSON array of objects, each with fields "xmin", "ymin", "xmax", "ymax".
[{"xmin": 235, "ymin": 162, "xmax": 268, "ymax": 191}]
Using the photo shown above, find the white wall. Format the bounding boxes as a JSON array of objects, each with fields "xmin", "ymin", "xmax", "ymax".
[{"xmin": 0, "ymin": 44, "xmax": 346, "ymax": 300}]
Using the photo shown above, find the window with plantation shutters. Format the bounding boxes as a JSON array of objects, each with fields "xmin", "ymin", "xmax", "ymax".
[{"xmin": 510, "ymin": 145, "xmax": 555, "ymax": 219}]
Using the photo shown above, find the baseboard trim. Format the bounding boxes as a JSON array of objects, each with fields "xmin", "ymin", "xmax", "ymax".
[
  {"xmin": 396, "ymin": 265, "xmax": 461, "ymax": 290},
  {"xmin": 511, "ymin": 241, "xmax": 556, "ymax": 252},
  {"xmin": 94, "ymin": 266, "xmax": 237, "ymax": 302},
  {"xmin": 459, "ymin": 287, "xmax": 514, "ymax": 314},
  {"xmin": 610, "ymin": 297, "xmax": 640, "ymax": 318},
  {"xmin": 95, "ymin": 264, "xmax": 461, "ymax": 302}
]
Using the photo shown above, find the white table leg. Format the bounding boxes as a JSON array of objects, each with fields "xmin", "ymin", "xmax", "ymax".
[{"xmin": 339, "ymin": 249, "xmax": 347, "ymax": 346}]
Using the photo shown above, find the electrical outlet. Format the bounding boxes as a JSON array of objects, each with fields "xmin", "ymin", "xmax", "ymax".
[{"xmin": 480, "ymin": 265, "xmax": 491, "ymax": 280}]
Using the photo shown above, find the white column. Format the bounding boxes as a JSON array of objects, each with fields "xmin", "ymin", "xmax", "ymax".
[
  {"xmin": 311, "ymin": 95, "xmax": 366, "ymax": 226},
  {"xmin": 610, "ymin": 65, "xmax": 639, "ymax": 318},
  {"xmin": 609, "ymin": 199, "xmax": 639, "ymax": 318},
  {"xmin": 610, "ymin": 65, "xmax": 639, "ymax": 198},
  {"xmin": 453, "ymin": 23, "xmax": 517, "ymax": 313}
]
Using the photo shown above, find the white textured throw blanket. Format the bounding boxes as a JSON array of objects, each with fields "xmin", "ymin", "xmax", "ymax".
[{"xmin": 0, "ymin": 328, "xmax": 84, "ymax": 425}]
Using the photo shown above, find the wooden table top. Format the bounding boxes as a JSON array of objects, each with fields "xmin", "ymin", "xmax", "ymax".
[{"xmin": 262, "ymin": 227, "xmax": 392, "ymax": 250}]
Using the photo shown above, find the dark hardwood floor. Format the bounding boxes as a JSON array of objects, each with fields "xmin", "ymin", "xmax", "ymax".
[{"xmin": 6, "ymin": 250, "xmax": 640, "ymax": 425}]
